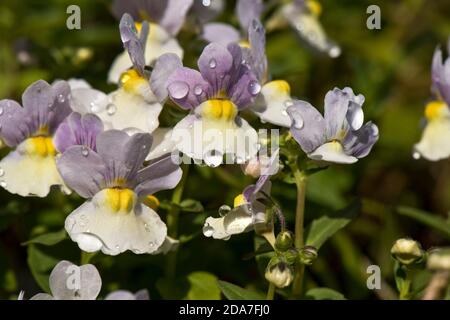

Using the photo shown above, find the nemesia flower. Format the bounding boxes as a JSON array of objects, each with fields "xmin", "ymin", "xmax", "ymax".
[
  {"xmin": 287, "ymin": 87, "xmax": 379, "ymax": 164},
  {"xmin": 167, "ymin": 42, "xmax": 260, "ymax": 166},
  {"xmin": 105, "ymin": 289, "xmax": 150, "ymax": 300},
  {"xmin": 0, "ymin": 80, "xmax": 71, "ymax": 197},
  {"xmin": 108, "ymin": 0, "xmax": 192, "ymax": 83},
  {"xmin": 267, "ymin": 0, "xmax": 341, "ymax": 58},
  {"xmin": 203, "ymin": 149, "xmax": 279, "ymax": 240},
  {"xmin": 413, "ymin": 39, "xmax": 450, "ymax": 161},
  {"xmin": 30, "ymin": 261, "xmax": 101, "ymax": 300},
  {"xmin": 56, "ymin": 130, "xmax": 182, "ymax": 255}
]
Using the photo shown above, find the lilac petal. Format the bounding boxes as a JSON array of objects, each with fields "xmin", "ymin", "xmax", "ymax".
[
  {"xmin": 201, "ymin": 23, "xmax": 240, "ymax": 45},
  {"xmin": 287, "ymin": 100, "xmax": 326, "ymax": 153},
  {"xmin": 56, "ymin": 146, "xmax": 107, "ymax": 198},
  {"xmin": 191, "ymin": 0, "xmax": 225, "ymax": 23},
  {"xmin": 150, "ymin": 53, "xmax": 183, "ymax": 101},
  {"xmin": 159, "ymin": 0, "xmax": 194, "ymax": 36},
  {"xmin": 96, "ymin": 130, "xmax": 152, "ymax": 184},
  {"xmin": 228, "ymin": 63, "xmax": 260, "ymax": 109},
  {"xmin": 167, "ymin": 67, "xmax": 210, "ymax": 109},
  {"xmin": 105, "ymin": 290, "xmax": 136, "ymax": 300},
  {"xmin": 247, "ymin": 19, "xmax": 267, "ymax": 82},
  {"xmin": 135, "ymin": 154, "xmax": 182, "ymax": 196},
  {"xmin": 0, "ymin": 99, "xmax": 29, "ymax": 147},
  {"xmin": 112, "ymin": 0, "xmax": 167, "ymax": 22},
  {"xmin": 236, "ymin": 0, "xmax": 263, "ymax": 33},
  {"xmin": 432, "ymin": 46, "xmax": 450, "ymax": 105},
  {"xmin": 53, "ymin": 112, "xmax": 104, "ymax": 153},
  {"xmin": 324, "ymin": 88, "xmax": 351, "ymax": 139},
  {"xmin": 343, "ymin": 122, "xmax": 379, "ymax": 158},
  {"xmin": 49, "ymin": 80, "xmax": 72, "ymax": 133},
  {"xmin": 134, "ymin": 289, "xmax": 150, "ymax": 300},
  {"xmin": 120, "ymin": 14, "xmax": 146, "ymax": 75}
]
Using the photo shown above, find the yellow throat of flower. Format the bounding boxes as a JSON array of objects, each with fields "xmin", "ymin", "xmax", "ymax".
[
  {"xmin": 143, "ymin": 195, "xmax": 160, "ymax": 210},
  {"xmin": 306, "ymin": 0, "xmax": 322, "ymax": 17},
  {"xmin": 25, "ymin": 136, "xmax": 55, "ymax": 157},
  {"xmin": 119, "ymin": 69, "xmax": 148, "ymax": 95},
  {"xmin": 425, "ymin": 100, "xmax": 448, "ymax": 121},
  {"xmin": 233, "ymin": 194, "xmax": 246, "ymax": 208},
  {"xmin": 105, "ymin": 188, "xmax": 135, "ymax": 213},
  {"xmin": 201, "ymin": 99, "xmax": 238, "ymax": 121}
]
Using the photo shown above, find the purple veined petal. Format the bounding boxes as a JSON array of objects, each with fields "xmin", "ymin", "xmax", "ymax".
[
  {"xmin": 343, "ymin": 121, "xmax": 379, "ymax": 159},
  {"xmin": 119, "ymin": 14, "xmax": 146, "ymax": 75},
  {"xmin": 201, "ymin": 23, "xmax": 240, "ymax": 45},
  {"xmin": 247, "ymin": 19, "xmax": 268, "ymax": 83},
  {"xmin": 431, "ymin": 47, "xmax": 443, "ymax": 98},
  {"xmin": 287, "ymin": 100, "xmax": 327, "ymax": 153},
  {"xmin": 135, "ymin": 154, "xmax": 182, "ymax": 197},
  {"xmin": 324, "ymin": 87, "xmax": 351, "ymax": 139},
  {"xmin": 119, "ymin": 13, "xmax": 139, "ymax": 43},
  {"xmin": 197, "ymin": 42, "xmax": 234, "ymax": 95},
  {"xmin": 0, "ymin": 99, "xmax": 29, "ymax": 147},
  {"xmin": 236, "ymin": 0, "xmax": 263, "ymax": 34},
  {"xmin": 191, "ymin": 0, "xmax": 225, "ymax": 24},
  {"xmin": 432, "ymin": 45, "xmax": 450, "ymax": 105},
  {"xmin": 56, "ymin": 145, "xmax": 107, "ymax": 198},
  {"xmin": 125, "ymin": 38, "xmax": 146, "ymax": 76},
  {"xmin": 95, "ymin": 130, "xmax": 152, "ymax": 185},
  {"xmin": 228, "ymin": 63, "xmax": 260, "ymax": 109},
  {"xmin": 167, "ymin": 67, "xmax": 210, "ymax": 109},
  {"xmin": 159, "ymin": 0, "xmax": 194, "ymax": 36},
  {"xmin": 112, "ymin": 0, "xmax": 168, "ymax": 22},
  {"xmin": 150, "ymin": 53, "xmax": 183, "ymax": 101},
  {"xmin": 48, "ymin": 80, "xmax": 72, "ymax": 133},
  {"xmin": 53, "ymin": 112, "xmax": 104, "ymax": 153}
]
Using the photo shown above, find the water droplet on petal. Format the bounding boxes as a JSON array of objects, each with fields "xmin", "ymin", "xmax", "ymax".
[
  {"xmin": 57, "ymin": 94, "xmax": 66, "ymax": 103},
  {"xmin": 0, "ymin": 106, "xmax": 4, "ymax": 116},
  {"xmin": 81, "ymin": 147, "xmax": 89, "ymax": 157},
  {"xmin": 248, "ymin": 81, "xmax": 261, "ymax": 95},
  {"xmin": 281, "ymin": 110, "xmax": 288, "ymax": 116},
  {"xmin": 149, "ymin": 241, "xmax": 155, "ymax": 247},
  {"xmin": 209, "ymin": 58, "xmax": 217, "ymax": 69},
  {"xmin": 293, "ymin": 116, "xmax": 304, "ymax": 129},
  {"xmin": 194, "ymin": 85, "xmax": 203, "ymax": 96},
  {"xmin": 106, "ymin": 103, "xmax": 117, "ymax": 115},
  {"xmin": 203, "ymin": 223, "xmax": 214, "ymax": 237},
  {"xmin": 90, "ymin": 102, "xmax": 100, "ymax": 113},
  {"xmin": 412, "ymin": 151, "xmax": 421, "ymax": 160},
  {"xmin": 0, "ymin": 180, "xmax": 6, "ymax": 188},
  {"xmin": 329, "ymin": 46, "xmax": 341, "ymax": 58},
  {"xmin": 218, "ymin": 205, "xmax": 231, "ymax": 217},
  {"xmin": 168, "ymin": 81, "xmax": 190, "ymax": 100},
  {"xmin": 202, "ymin": 0, "xmax": 211, "ymax": 6},
  {"xmin": 115, "ymin": 245, "xmax": 120, "ymax": 250}
]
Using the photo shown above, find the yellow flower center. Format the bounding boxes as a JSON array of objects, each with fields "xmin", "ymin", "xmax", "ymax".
[
  {"xmin": 425, "ymin": 101, "xmax": 448, "ymax": 121},
  {"xmin": 264, "ymin": 80, "xmax": 291, "ymax": 95},
  {"xmin": 233, "ymin": 194, "xmax": 246, "ymax": 208},
  {"xmin": 105, "ymin": 188, "xmax": 135, "ymax": 213},
  {"xmin": 306, "ymin": 0, "xmax": 322, "ymax": 17},
  {"xmin": 119, "ymin": 69, "xmax": 148, "ymax": 95},
  {"xmin": 201, "ymin": 99, "xmax": 238, "ymax": 121},
  {"xmin": 25, "ymin": 136, "xmax": 55, "ymax": 157},
  {"xmin": 143, "ymin": 195, "xmax": 160, "ymax": 210},
  {"xmin": 239, "ymin": 40, "xmax": 251, "ymax": 49}
]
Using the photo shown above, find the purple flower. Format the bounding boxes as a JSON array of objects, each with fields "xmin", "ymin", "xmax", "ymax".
[
  {"xmin": 0, "ymin": 80, "xmax": 71, "ymax": 197},
  {"xmin": 414, "ymin": 39, "xmax": 450, "ymax": 161},
  {"xmin": 287, "ymin": 87, "xmax": 379, "ymax": 164},
  {"xmin": 167, "ymin": 42, "xmax": 260, "ymax": 165},
  {"xmin": 57, "ymin": 130, "xmax": 182, "ymax": 255}
]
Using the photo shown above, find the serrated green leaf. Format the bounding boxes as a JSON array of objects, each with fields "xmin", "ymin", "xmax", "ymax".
[
  {"xmin": 305, "ymin": 201, "xmax": 360, "ymax": 250},
  {"xmin": 397, "ymin": 206, "xmax": 450, "ymax": 239},
  {"xmin": 217, "ymin": 281, "xmax": 265, "ymax": 300},
  {"xmin": 305, "ymin": 287, "xmax": 346, "ymax": 300},
  {"xmin": 22, "ymin": 229, "xmax": 67, "ymax": 246}
]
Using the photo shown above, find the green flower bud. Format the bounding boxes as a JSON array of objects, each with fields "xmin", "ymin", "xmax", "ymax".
[
  {"xmin": 275, "ymin": 231, "xmax": 294, "ymax": 252},
  {"xmin": 283, "ymin": 248, "xmax": 299, "ymax": 265},
  {"xmin": 265, "ymin": 261, "xmax": 294, "ymax": 288},
  {"xmin": 391, "ymin": 238, "xmax": 424, "ymax": 265},
  {"xmin": 299, "ymin": 246, "xmax": 318, "ymax": 265},
  {"xmin": 427, "ymin": 248, "xmax": 450, "ymax": 271}
]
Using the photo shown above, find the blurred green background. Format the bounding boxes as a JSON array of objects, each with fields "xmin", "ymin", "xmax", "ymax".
[{"xmin": 0, "ymin": 0, "xmax": 450, "ymax": 300}]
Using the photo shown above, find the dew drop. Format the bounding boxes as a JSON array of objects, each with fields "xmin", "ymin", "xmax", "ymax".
[
  {"xmin": 149, "ymin": 241, "xmax": 155, "ymax": 247},
  {"xmin": 90, "ymin": 102, "xmax": 100, "ymax": 113},
  {"xmin": 218, "ymin": 205, "xmax": 231, "ymax": 217},
  {"xmin": 168, "ymin": 81, "xmax": 189, "ymax": 100},
  {"xmin": 106, "ymin": 103, "xmax": 117, "ymax": 115},
  {"xmin": 248, "ymin": 81, "xmax": 261, "ymax": 95},
  {"xmin": 293, "ymin": 116, "xmax": 304, "ymax": 130},
  {"xmin": 203, "ymin": 223, "xmax": 214, "ymax": 237},
  {"xmin": 115, "ymin": 245, "xmax": 120, "ymax": 250},
  {"xmin": 57, "ymin": 94, "xmax": 66, "ymax": 103},
  {"xmin": 81, "ymin": 147, "xmax": 89, "ymax": 157},
  {"xmin": 0, "ymin": 106, "xmax": 3, "ymax": 116},
  {"xmin": 0, "ymin": 180, "xmax": 6, "ymax": 188},
  {"xmin": 202, "ymin": 0, "xmax": 211, "ymax": 6},
  {"xmin": 412, "ymin": 151, "xmax": 421, "ymax": 160},
  {"xmin": 209, "ymin": 58, "xmax": 217, "ymax": 69},
  {"xmin": 194, "ymin": 85, "xmax": 203, "ymax": 96}
]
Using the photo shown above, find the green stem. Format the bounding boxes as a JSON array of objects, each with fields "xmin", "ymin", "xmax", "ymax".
[
  {"xmin": 399, "ymin": 272, "xmax": 412, "ymax": 300},
  {"xmin": 166, "ymin": 163, "xmax": 189, "ymax": 279},
  {"xmin": 80, "ymin": 251, "xmax": 96, "ymax": 265},
  {"xmin": 290, "ymin": 164, "xmax": 307, "ymax": 298},
  {"xmin": 266, "ymin": 283, "xmax": 276, "ymax": 300}
]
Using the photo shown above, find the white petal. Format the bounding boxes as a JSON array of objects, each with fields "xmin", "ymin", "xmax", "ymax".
[
  {"xmin": 65, "ymin": 189, "xmax": 167, "ymax": 256},
  {"xmin": 30, "ymin": 293, "xmax": 54, "ymax": 300},
  {"xmin": 414, "ymin": 118, "xmax": 450, "ymax": 161},
  {"xmin": 171, "ymin": 116, "xmax": 258, "ymax": 165},
  {"xmin": 308, "ymin": 141, "xmax": 358, "ymax": 164},
  {"xmin": 107, "ymin": 24, "xmax": 183, "ymax": 84},
  {"xmin": 95, "ymin": 89, "xmax": 162, "ymax": 133},
  {"xmin": 0, "ymin": 143, "xmax": 65, "ymax": 197},
  {"xmin": 67, "ymin": 78, "xmax": 92, "ymax": 90},
  {"xmin": 105, "ymin": 290, "xmax": 136, "ymax": 300},
  {"xmin": 70, "ymin": 87, "xmax": 110, "ymax": 115},
  {"xmin": 146, "ymin": 128, "xmax": 177, "ymax": 161},
  {"xmin": 152, "ymin": 236, "xmax": 179, "ymax": 255},
  {"xmin": 203, "ymin": 206, "xmax": 254, "ymax": 240},
  {"xmin": 252, "ymin": 81, "xmax": 293, "ymax": 127}
]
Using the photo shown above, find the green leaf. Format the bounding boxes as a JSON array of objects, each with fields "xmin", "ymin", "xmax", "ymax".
[
  {"xmin": 185, "ymin": 272, "xmax": 220, "ymax": 300},
  {"xmin": 27, "ymin": 245, "xmax": 59, "ymax": 292},
  {"xmin": 179, "ymin": 199, "xmax": 204, "ymax": 213},
  {"xmin": 397, "ymin": 206, "xmax": 450, "ymax": 239},
  {"xmin": 305, "ymin": 201, "xmax": 360, "ymax": 250},
  {"xmin": 305, "ymin": 288, "xmax": 346, "ymax": 300},
  {"xmin": 22, "ymin": 229, "xmax": 67, "ymax": 246},
  {"xmin": 217, "ymin": 281, "xmax": 265, "ymax": 300}
]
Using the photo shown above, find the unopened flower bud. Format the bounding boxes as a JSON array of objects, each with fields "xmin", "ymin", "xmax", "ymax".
[
  {"xmin": 299, "ymin": 246, "xmax": 318, "ymax": 265},
  {"xmin": 241, "ymin": 158, "xmax": 261, "ymax": 178},
  {"xmin": 265, "ymin": 261, "xmax": 294, "ymax": 288},
  {"xmin": 275, "ymin": 231, "xmax": 294, "ymax": 252},
  {"xmin": 427, "ymin": 248, "xmax": 450, "ymax": 271},
  {"xmin": 283, "ymin": 248, "xmax": 299, "ymax": 265},
  {"xmin": 391, "ymin": 238, "xmax": 424, "ymax": 265}
]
